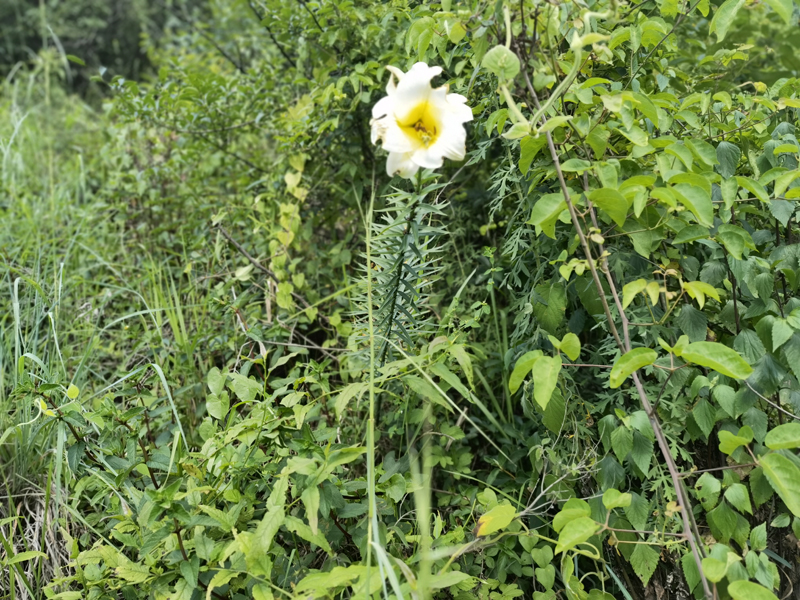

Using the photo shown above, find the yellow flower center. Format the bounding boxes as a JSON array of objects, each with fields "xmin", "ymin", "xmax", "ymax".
[{"xmin": 399, "ymin": 101, "xmax": 440, "ymax": 148}]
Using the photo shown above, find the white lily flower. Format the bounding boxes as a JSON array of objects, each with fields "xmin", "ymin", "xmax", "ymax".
[{"xmin": 370, "ymin": 62, "xmax": 473, "ymax": 179}]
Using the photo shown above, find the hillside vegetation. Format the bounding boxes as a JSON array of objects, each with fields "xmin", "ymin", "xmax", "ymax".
[{"xmin": 3, "ymin": 1, "xmax": 800, "ymax": 599}]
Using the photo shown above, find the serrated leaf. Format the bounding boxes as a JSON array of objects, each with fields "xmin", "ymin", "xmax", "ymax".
[
  {"xmin": 630, "ymin": 543, "xmax": 659, "ymax": 586},
  {"xmin": 724, "ymin": 483, "xmax": 752, "ymax": 514},
  {"xmin": 681, "ymin": 342, "xmax": 753, "ymax": 379},
  {"xmin": 609, "ymin": 348, "xmax": 657, "ymax": 389},
  {"xmin": 611, "ymin": 426, "xmax": 633, "ymax": 462}
]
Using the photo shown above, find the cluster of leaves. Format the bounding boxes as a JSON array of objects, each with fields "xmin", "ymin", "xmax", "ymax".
[{"xmin": 4, "ymin": 0, "xmax": 800, "ymax": 599}]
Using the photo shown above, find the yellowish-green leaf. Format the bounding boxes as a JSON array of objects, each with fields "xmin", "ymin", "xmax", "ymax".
[
  {"xmin": 610, "ymin": 348, "xmax": 657, "ymax": 389},
  {"xmin": 681, "ymin": 342, "xmax": 753, "ymax": 379},
  {"xmin": 476, "ymin": 503, "xmax": 517, "ymax": 537}
]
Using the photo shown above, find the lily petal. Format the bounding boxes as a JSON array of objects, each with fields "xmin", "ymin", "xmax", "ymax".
[{"xmin": 386, "ymin": 151, "xmax": 420, "ymax": 178}]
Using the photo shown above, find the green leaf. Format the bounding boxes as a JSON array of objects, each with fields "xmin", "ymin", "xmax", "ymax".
[
  {"xmin": 66, "ymin": 384, "xmax": 79, "ymax": 399},
  {"xmin": 429, "ymin": 571, "xmax": 473, "ymax": 589},
  {"xmin": 520, "ymin": 135, "xmax": 548, "ymax": 175},
  {"xmin": 528, "ymin": 193, "xmax": 567, "ymax": 239},
  {"xmin": 535, "ymin": 565, "xmax": 556, "ymax": 590},
  {"xmin": 609, "ymin": 348, "xmax": 657, "ymax": 389},
  {"xmin": 681, "ymin": 342, "xmax": 753, "ymax": 379},
  {"xmin": 554, "ymin": 517, "xmax": 601, "ymax": 554},
  {"xmin": 206, "ymin": 391, "xmax": 230, "ymax": 420},
  {"xmin": 115, "ymin": 561, "xmax": 151, "ymax": 584},
  {"xmin": 562, "ymin": 158, "xmax": 593, "ymax": 172},
  {"xmin": 622, "ymin": 279, "xmax": 647, "ymax": 310},
  {"xmin": 696, "ymin": 472, "xmax": 722, "ymax": 510},
  {"xmin": 750, "ymin": 522, "xmax": 767, "ymax": 550},
  {"xmin": 301, "ymin": 485, "xmax": 320, "ymax": 535},
  {"xmin": 736, "ymin": 176, "xmax": 769, "ymax": 202},
  {"xmin": 66, "ymin": 54, "xmax": 86, "ymax": 66},
  {"xmin": 709, "ymin": 0, "xmax": 745, "ymax": 42},
  {"xmin": 773, "ymin": 319, "xmax": 794, "ymax": 351},
  {"xmin": 702, "ymin": 557, "xmax": 729, "ymax": 583},
  {"xmin": 759, "ymin": 452, "xmax": 800, "ymax": 517},
  {"xmin": 611, "ymin": 426, "xmax": 633, "ymax": 462},
  {"xmin": 674, "ymin": 183, "xmax": 713, "ymax": 227},
  {"xmin": 718, "ymin": 426, "xmax": 754, "ymax": 454},
  {"xmin": 686, "ymin": 139, "xmax": 719, "ymax": 166},
  {"xmin": 728, "ymin": 580, "xmax": 779, "ymax": 600},
  {"xmin": 531, "ymin": 545, "xmax": 554, "ymax": 568},
  {"xmin": 589, "ymin": 188, "xmax": 629, "ymax": 226},
  {"xmin": 482, "ymin": 45, "xmax": 520, "ymax": 79},
  {"xmin": 207, "ymin": 367, "xmax": 227, "ymax": 396},
  {"xmin": 509, "ymin": 350, "xmax": 543, "ymax": 395},
  {"xmin": 766, "ymin": 423, "xmax": 800, "ymax": 449},
  {"xmin": 724, "ymin": 483, "xmax": 752, "ymax": 514},
  {"xmin": 762, "ymin": 0, "xmax": 793, "ymax": 24},
  {"xmin": 531, "ymin": 356, "xmax": 562, "ymax": 410},
  {"xmin": 630, "ymin": 543, "xmax": 659, "ymax": 586},
  {"xmin": 602, "ymin": 488, "xmax": 632, "ymax": 509},
  {"xmin": 6, "ymin": 550, "xmax": 46, "ymax": 566},
  {"xmin": 716, "ymin": 141, "xmax": 741, "ymax": 178},
  {"xmin": 476, "ymin": 503, "xmax": 517, "ymax": 536},
  {"xmin": 560, "ymin": 333, "xmax": 581, "ymax": 361},
  {"xmin": 693, "ymin": 398, "xmax": 716, "ymax": 438}
]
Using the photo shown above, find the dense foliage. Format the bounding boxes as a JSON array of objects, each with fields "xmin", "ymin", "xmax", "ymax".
[{"xmin": 3, "ymin": 1, "xmax": 800, "ymax": 599}]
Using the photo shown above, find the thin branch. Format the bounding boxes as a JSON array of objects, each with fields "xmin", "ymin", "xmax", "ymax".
[
  {"xmin": 247, "ymin": 1, "xmax": 297, "ymax": 66},
  {"xmin": 746, "ymin": 382, "xmax": 800, "ymax": 421}
]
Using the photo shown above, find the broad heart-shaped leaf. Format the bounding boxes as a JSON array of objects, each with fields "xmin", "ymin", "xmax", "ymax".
[
  {"xmin": 588, "ymin": 188, "xmax": 629, "ymax": 226},
  {"xmin": 476, "ymin": 502, "xmax": 516, "ymax": 537},
  {"xmin": 532, "ymin": 356, "xmax": 562, "ymax": 410},
  {"xmin": 766, "ymin": 423, "xmax": 800, "ymax": 449},
  {"xmin": 762, "ymin": 0, "xmax": 793, "ymax": 24},
  {"xmin": 555, "ymin": 516, "xmax": 601, "ymax": 554},
  {"xmin": 609, "ymin": 348, "xmax": 657, "ymax": 389},
  {"xmin": 509, "ymin": 350, "xmax": 543, "ymax": 395},
  {"xmin": 560, "ymin": 333, "xmax": 581, "ymax": 361},
  {"xmin": 718, "ymin": 426, "xmax": 753, "ymax": 454},
  {"xmin": 481, "ymin": 45, "xmax": 520, "ymax": 79},
  {"xmin": 674, "ymin": 183, "xmax": 713, "ymax": 227},
  {"xmin": 709, "ymin": 0, "xmax": 745, "ymax": 42},
  {"xmin": 602, "ymin": 488, "xmax": 632, "ymax": 509},
  {"xmin": 681, "ymin": 342, "xmax": 753, "ymax": 380},
  {"xmin": 528, "ymin": 193, "xmax": 567, "ymax": 239},
  {"xmin": 728, "ymin": 580, "xmax": 779, "ymax": 600},
  {"xmin": 759, "ymin": 452, "xmax": 800, "ymax": 517}
]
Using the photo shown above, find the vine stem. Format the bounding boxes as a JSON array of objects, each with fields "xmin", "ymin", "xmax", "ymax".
[{"xmin": 518, "ymin": 58, "xmax": 713, "ymax": 600}]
